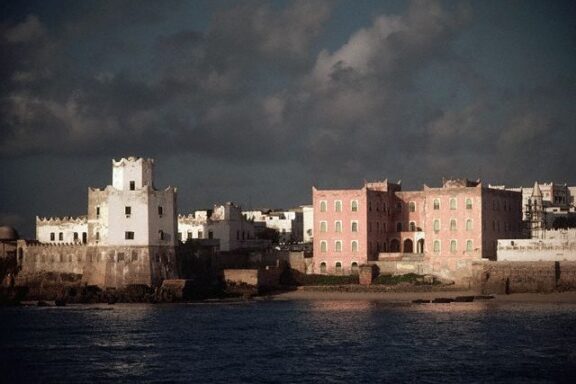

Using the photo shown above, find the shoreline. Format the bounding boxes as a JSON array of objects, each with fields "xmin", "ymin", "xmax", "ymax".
[{"xmin": 264, "ymin": 288, "xmax": 576, "ymax": 304}]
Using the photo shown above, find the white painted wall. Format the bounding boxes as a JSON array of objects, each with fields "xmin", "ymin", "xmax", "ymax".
[
  {"xmin": 36, "ymin": 217, "xmax": 88, "ymax": 243},
  {"xmin": 302, "ymin": 205, "xmax": 313, "ymax": 243}
]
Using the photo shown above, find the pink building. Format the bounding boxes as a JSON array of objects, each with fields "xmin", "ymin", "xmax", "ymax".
[{"xmin": 312, "ymin": 178, "xmax": 523, "ymax": 276}]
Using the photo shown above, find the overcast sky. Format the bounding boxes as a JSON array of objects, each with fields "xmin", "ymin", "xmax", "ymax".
[{"xmin": 1, "ymin": 0, "xmax": 575, "ymax": 237}]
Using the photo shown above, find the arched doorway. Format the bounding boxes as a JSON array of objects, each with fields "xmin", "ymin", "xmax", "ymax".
[
  {"xmin": 390, "ymin": 239, "xmax": 400, "ymax": 252},
  {"xmin": 403, "ymin": 239, "xmax": 413, "ymax": 253},
  {"xmin": 417, "ymin": 239, "xmax": 425, "ymax": 253}
]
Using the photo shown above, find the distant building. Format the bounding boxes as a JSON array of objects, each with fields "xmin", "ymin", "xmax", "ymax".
[
  {"xmin": 179, "ymin": 202, "xmax": 267, "ymax": 252},
  {"xmin": 243, "ymin": 208, "xmax": 304, "ymax": 243},
  {"xmin": 302, "ymin": 205, "xmax": 314, "ymax": 243},
  {"xmin": 17, "ymin": 157, "xmax": 178, "ymax": 288},
  {"xmin": 312, "ymin": 178, "xmax": 524, "ymax": 280},
  {"xmin": 497, "ymin": 228, "xmax": 576, "ymax": 262},
  {"xmin": 497, "ymin": 181, "xmax": 576, "ymax": 231}
]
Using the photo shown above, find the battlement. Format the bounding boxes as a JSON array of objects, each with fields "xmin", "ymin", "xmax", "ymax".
[
  {"xmin": 36, "ymin": 216, "xmax": 87, "ymax": 224},
  {"xmin": 112, "ymin": 156, "xmax": 154, "ymax": 166},
  {"xmin": 18, "ymin": 239, "xmax": 86, "ymax": 248}
]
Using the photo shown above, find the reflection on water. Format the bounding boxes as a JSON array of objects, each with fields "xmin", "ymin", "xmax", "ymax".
[{"xmin": 1, "ymin": 301, "xmax": 575, "ymax": 383}]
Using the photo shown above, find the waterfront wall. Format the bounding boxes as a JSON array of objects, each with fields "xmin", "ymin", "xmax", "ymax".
[{"xmin": 480, "ymin": 261, "xmax": 576, "ymax": 294}]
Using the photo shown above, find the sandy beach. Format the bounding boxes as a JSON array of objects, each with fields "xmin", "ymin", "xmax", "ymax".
[{"xmin": 267, "ymin": 288, "xmax": 576, "ymax": 304}]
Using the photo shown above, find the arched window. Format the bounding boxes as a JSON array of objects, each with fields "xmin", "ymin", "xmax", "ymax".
[
  {"xmin": 396, "ymin": 222, "xmax": 402, "ymax": 232},
  {"xmin": 466, "ymin": 219, "xmax": 473, "ymax": 231},
  {"xmin": 351, "ymin": 221, "xmax": 358, "ymax": 232},
  {"xmin": 335, "ymin": 221, "xmax": 342, "ymax": 233},
  {"xmin": 351, "ymin": 240, "xmax": 358, "ymax": 252},
  {"xmin": 433, "ymin": 219, "xmax": 440, "ymax": 232},
  {"xmin": 433, "ymin": 199, "xmax": 440, "ymax": 210},
  {"xmin": 351, "ymin": 200, "xmax": 358, "ymax": 212},
  {"xmin": 450, "ymin": 240, "xmax": 457, "ymax": 252},
  {"xmin": 335, "ymin": 200, "xmax": 342, "ymax": 212},
  {"xmin": 320, "ymin": 221, "xmax": 327, "ymax": 232},
  {"xmin": 466, "ymin": 240, "xmax": 473, "ymax": 252},
  {"xmin": 351, "ymin": 262, "xmax": 359, "ymax": 274},
  {"xmin": 409, "ymin": 221, "xmax": 416, "ymax": 232},
  {"xmin": 320, "ymin": 201, "xmax": 327, "ymax": 212},
  {"xmin": 409, "ymin": 202, "xmax": 416, "ymax": 212},
  {"xmin": 320, "ymin": 241, "xmax": 327, "ymax": 253},
  {"xmin": 320, "ymin": 262, "xmax": 327, "ymax": 274},
  {"xmin": 450, "ymin": 219, "xmax": 457, "ymax": 231},
  {"xmin": 433, "ymin": 240, "xmax": 440, "ymax": 252},
  {"xmin": 335, "ymin": 262, "xmax": 342, "ymax": 273},
  {"xmin": 466, "ymin": 198, "xmax": 472, "ymax": 210},
  {"xmin": 450, "ymin": 198, "xmax": 457, "ymax": 210},
  {"xmin": 335, "ymin": 241, "xmax": 342, "ymax": 252}
]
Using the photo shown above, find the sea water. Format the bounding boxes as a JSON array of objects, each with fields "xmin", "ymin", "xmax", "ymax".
[{"xmin": 1, "ymin": 300, "xmax": 575, "ymax": 383}]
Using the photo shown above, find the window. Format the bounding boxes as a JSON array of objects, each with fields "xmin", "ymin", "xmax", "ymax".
[
  {"xmin": 450, "ymin": 198, "xmax": 457, "ymax": 210},
  {"xmin": 125, "ymin": 206, "xmax": 132, "ymax": 216},
  {"xmin": 74, "ymin": 232, "xmax": 79, "ymax": 241},
  {"xmin": 208, "ymin": 231, "xmax": 213, "ymax": 239},
  {"xmin": 236, "ymin": 230, "xmax": 240, "ymax": 240},
  {"xmin": 466, "ymin": 240, "xmax": 473, "ymax": 252},
  {"xmin": 117, "ymin": 252, "xmax": 125, "ymax": 262},
  {"xmin": 130, "ymin": 181, "xmax": 135, "ymax": 190},
  {"xmin": 198, "ymin": 231, "xmax": 203, "ymax": 239},
  {"xmin": 335, "ymin": 240, "xmax": 342, "ymax": 252},
  {"xmin": 466, "ymin": 219, "xmax": 473, "ymax": 231},
  {"xmin": 433, "ymin": 240, "xmax": 440, "ymax": 252},
  {"xmin": 50, "ymin": 232, "xmax": 55, "ymax": 241},
  {"xmin": 351, "ymin": 240, "xmax": 358, "ymax": 252},
  {"xmin": 159, "ymin": 230, "xmax": 165, "ymax": 240},
  {"xmin": 96, "ymin": 231, "xmax": 100, "ymax": 241},
  {"xmin": 351, "ymin": 221, "xmax": 358, "ymax": 232},
  {"xmin": 335, "ymin": 221, "xmax": 342, "ymax": 233},
  {"xmin": 335, "ymin": 262, "xmax": 342, "ymax": 273},
  {"xmin": 158, "ymin": 206, "xmax": 163, "ymax": 216},
  {"xmin": 59, "ymin": 232, "xmax": 63, "ymax": 241},
  {"xmin": 320, "ymin": 221, "xmax": 327, "ymax": 233},
  {"xmin": 409, "ymin": 221, "xmax": 416, "ymax": 232},
  {"xmin": 433, "ymin": 219, "xmax": 440, "ymax": 232},
  {"xmin": 320, "ymin": 241, "xmax": 327, "ymax": 253},
  {"xmin": 320, "ymin": 262, "xmax": 327, "ymax": 274},
  {"xmin": 351, "ymin": 200, "xmax": 358, "ymax": 212},
  {"xmin": 450, "ymin": 240, "xmax": 457, "ymax": 252},
  {"xmin": 433, "ymin": 199, "xmax": 440, "ymax": 210},
  {"xmin": 450, "ymin": 219, "xmax": 457, "ymax": 231},
  {"xmin": 409, "ymin": 202, "xmax": 416, "ymax": 212},
  {"xmin": 396, "ymin": 222, "xmax": 402, "ymax": 232},
  {"xmin": 320, "ymin": 201, "xmax": 327, "ymax": 212},
  {"xmin": 125, "ymin": 231, "xmax": 134, "ymax": 240},
  {"xmin": 335, "ymin": 200, "xmax": 342, "ymax": 212},
  {"xmin": 96, "ymin": 206, "xmax": 100, "ymax": 218},
  {"xmin": 351, "ymin": 262, "xmax": 359, "ymax": 274},
  {"xmin": 466, "ymin": 198, "xmax": 472, "ymax": 210}
]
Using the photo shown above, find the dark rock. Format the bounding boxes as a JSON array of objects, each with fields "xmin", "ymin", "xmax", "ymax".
[
  {"xmin": 54, "ymin": 298, "xmax": 67, "ymax": 306},
  {"xmin": 474, "ymin": 295, "xmax": 495, "ymax": 300},
  {"xmin": 432, "ymin": 298, "xmax": 454, "ymax": 303},
  {"xmin": 412, "ymin": 299, "xmax": 431, "ymax": 304},
  {"xmin": 454, "ymin": 296, "xmax": 475, "ymax": 302}
]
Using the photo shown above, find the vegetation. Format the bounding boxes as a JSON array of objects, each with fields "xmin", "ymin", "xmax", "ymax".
[{"xmin": 372, "ymin": 273, "xmax": 435, "ymax": 285}]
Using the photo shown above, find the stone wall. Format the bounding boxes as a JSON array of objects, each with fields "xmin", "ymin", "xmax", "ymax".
[
  {"xmin": 16, "ymin": 240, "xmax": 177, "ymax": 289},
  {"xmin": 481, "ymin": 261, "xmax": 576, "ymax": 294},
  {"xmin": 223, "ymin": 267, "xmax": 282, "ymax": 290}
]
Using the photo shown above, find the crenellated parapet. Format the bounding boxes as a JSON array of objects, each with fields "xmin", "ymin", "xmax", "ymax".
[
  {"xmin": 19, "ymin": 239, "xmax": 87, "ymax": 249},
  {"xmin": 36, "ymin": 216, "xmax": 88, "ymax": 225}
]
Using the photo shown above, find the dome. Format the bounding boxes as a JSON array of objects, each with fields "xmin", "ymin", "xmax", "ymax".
[{"xmin": 0, "ymin": 226, "xmax": 19, "ymax": 241}]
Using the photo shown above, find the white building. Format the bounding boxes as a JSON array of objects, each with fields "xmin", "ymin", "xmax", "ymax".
[
  {"xmin": 497, "ymin": 228, "xmax": 576, "ymax": 262},
  {"xmin": 302, "ymin": 205, "xmax": 313, "ymax": 243},
  {"xmin": 178, "ymin": 202, "xmax": 265, "ymax": 252},
  {"xmin": 88, "ymin": 157, "xmax": 177, "ymax": 247},
  {"xmin": 36, "ymin": 216, "xmax": 88, "ymax": 243},
  {"xmin": 243, "ymin": 209, "xmax": 304, "ymax": 243}
]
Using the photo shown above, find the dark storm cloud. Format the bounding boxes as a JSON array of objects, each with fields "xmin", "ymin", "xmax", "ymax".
[{"xmin": 1, "ymin": 0, "xmax": 575, "ymax": 236}]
